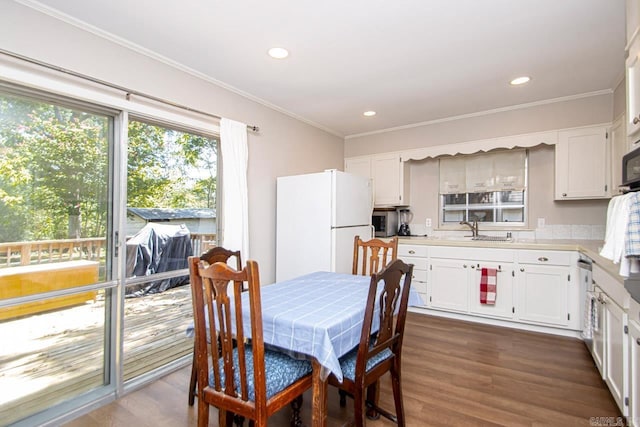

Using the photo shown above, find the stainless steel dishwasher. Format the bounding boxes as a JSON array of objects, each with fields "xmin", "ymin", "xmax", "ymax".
[{"xmin": 578, "ymin": 256, "xmax": 595, "ymax": 353}]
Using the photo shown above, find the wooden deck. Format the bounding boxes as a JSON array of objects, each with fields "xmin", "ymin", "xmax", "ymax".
[{"xmin": 0, "ymin": 285, "xmax": 194, "ymax": 426}]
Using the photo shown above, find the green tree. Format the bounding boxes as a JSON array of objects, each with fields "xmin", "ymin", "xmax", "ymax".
[{"xmin": 0, "ymin": 93, "xmax": 218, "ymax": 243}]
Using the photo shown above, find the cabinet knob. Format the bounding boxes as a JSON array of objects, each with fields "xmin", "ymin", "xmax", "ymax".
[
  {"xmin": 634, "ymin": 117, "xmax": 640, "ymax": 125},
  {"xmin": 520, "ymin": 267, "xmax": 525, "ymax": 272},
  {"xmin": 463, "ymin": 264, "xmax": 467, "ymax": 268},
  {"xmin": 408, "ymin": 250, "xmax": 415, "ymax": 254},
  {"xmin": 537, "ymin": 257, "xmax": 549, "ymax": 262},
  {"xmin": 471, "ymin": 265, "xmax": 475, "ymax": 269},
  {"xmin": 562, "ymin": 193, "xmax": 567, "ymax": 197}
]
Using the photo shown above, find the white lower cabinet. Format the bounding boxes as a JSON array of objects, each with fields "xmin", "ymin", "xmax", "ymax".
[
  {"xmin": 427, "ymin": 246, "xmax": 515, "ymax": 319},
  {"xmin": 629, "ymin": 317, "xmax": 640, "ymax": 427},
  {"xmin": 429, "ymin": 258, "xmax": 469, "ymax": 313},
  {"xmin": 468, "ymin": 261, "xmax": 514, "ymax": 320},
  {"xmin": 515, "ymin": 263, "xmax": 570, "ymax": 327},
  {"xmin": 602, "ymin": 291, "xmax": 628, "ymax": 415}
]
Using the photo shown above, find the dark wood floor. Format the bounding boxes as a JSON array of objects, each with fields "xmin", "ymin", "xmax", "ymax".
[{"xmin": 65, "ymin": 312, "xmax": 622, "ymax": 426}]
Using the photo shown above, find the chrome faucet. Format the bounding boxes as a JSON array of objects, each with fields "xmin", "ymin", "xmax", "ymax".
[{"xmin": 460, "ymin": 220, "xmax": 479, "ymax": 237}]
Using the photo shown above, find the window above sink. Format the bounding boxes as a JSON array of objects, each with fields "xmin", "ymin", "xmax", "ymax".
[{"xmin": 439, "ymin": 149, "xmax": 528, "ymax": 227}]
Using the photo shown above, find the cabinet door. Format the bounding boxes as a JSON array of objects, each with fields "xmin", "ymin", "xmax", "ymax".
[
  {"xmin": 428, "ymin": 258, "xmax": 469, "ymax": 313},
  {"xmin": 345, "ymin": 157, "xmax": 371, "ymax": 179},
  {"xmin": 516, "ymin": 264, "xmax": 569, "ymax": 327},
  {"xmin": 629, "ymin": 320, "xmax": 640, "ymax": 427},
  {"xmin": 611, "ymin": 117, "xmax": 629, "ymax": 196},
  {"xmin": 628, "ymin": 39, "xmax": 640, "ymax": 138},
  {"xmin": 372, "ymin": 153, "xmax": 406, "ymax": 206},
  {"xmin": 555, "ymin": 126, "xmax": 609, "ymax": 199},
  {"xmin": 604, "ymin": 294, "xmax": 628, "ymax": 415},
  {"xmin": 468, "ymin": 262, "xmax": 514, "ymax": 319}
]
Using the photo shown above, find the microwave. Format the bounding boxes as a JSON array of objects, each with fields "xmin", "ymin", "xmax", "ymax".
[
  {"xmin": 623, "ymin": 145, "xmax": 640, "ymax": 190},
  {"xmin": 372, "ymin": 209, "xmax": 398, "ymax": 237}
]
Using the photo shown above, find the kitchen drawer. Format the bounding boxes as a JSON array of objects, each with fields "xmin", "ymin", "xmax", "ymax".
[
  {"xmin": 516, "ymin": 250, "xmax": 573, "ymax": 266},
  {"xmin": 398, "ymin": 244, "xmax": 428, "ymax": 258},
  {"xmin": 410, "ymin": 269, "xmax": 427, "ymax": 283},
  {"xmin": 400, "ymin": 255, "xmax": 428, "ymax": 271},
  {"xmin": 412, "ymin": 280, "xmax": 427, "ymax": 294},
  {"xmin": 430, "ymin": 246, "xmax": 513, "ymax": 262},
  {"xmin": 593, "ymin": 264, "xmax": 630, "ymax": 309}
]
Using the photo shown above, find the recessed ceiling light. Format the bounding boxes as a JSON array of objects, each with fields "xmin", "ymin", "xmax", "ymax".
[
  {"xmin": 268, "ymin": 47, "xmax": 289, "ymax": 59},
  {"xmin": 363, "ymin": 111, "xmax": 376, "ymax": 117},
  {"xmin": 510, "ymin": 76, "xmax": 531, "ymax": 85}
]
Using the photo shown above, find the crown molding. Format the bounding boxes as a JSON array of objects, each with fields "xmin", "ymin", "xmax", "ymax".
[{"xmin": 345, "ymin": 89, "xmax": 614, "ymax": 140}]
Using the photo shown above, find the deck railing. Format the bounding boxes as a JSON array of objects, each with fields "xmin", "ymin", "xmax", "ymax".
[{"xmin": 0, "ymin": 233, "xmax": 216, "ymax": 267}]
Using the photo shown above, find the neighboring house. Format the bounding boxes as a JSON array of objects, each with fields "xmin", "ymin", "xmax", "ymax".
[{"xmin": 126, "ymin": 208, "xmax": 216, "ymax": 237}]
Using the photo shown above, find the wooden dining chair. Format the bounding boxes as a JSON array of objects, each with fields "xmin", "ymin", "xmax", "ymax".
[
  {"xmin": 188, "ymin": 246, "xmax": 242, "ymax": 406},
  {"xmin": 352, "ymin": 235, "xmax": 398, "ymax": 276},
  {"xmin": 189, "ymin": 258, "xmax": 313, "ymax": 427},
  {"xmin": 329, "ymin": 258, "xmax": 414, "ymax": 427}
]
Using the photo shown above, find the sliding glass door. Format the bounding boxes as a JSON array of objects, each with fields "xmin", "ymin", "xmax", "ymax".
[
  {"xmin": 0, "ymin": 80, "xmax": 219, "ymax": 426},
  {"xmin": 0, "ymin": 88, "xmax": 116, "ymax": 425}
]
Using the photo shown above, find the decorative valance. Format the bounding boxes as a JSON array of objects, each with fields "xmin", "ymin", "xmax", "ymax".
[{"xmin": 401, "ymin": 130, "xmax": 557, "ymax": 162}]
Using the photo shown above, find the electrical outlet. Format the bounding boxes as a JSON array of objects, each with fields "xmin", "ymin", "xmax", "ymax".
[
  {"xmin": 537, "ymin": 218, "xmax": 545, "ymax": 228},
  {"xmin": 425, "ymin": 218, "xmax": 432, "ymax": 227}
]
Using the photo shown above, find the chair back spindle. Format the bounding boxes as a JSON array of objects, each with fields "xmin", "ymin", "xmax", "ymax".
[{"xmin": 352, "ymin": 236, "xmax": 398, "ymax": 276}]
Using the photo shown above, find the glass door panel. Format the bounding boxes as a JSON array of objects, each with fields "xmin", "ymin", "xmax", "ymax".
[
  {"xmin": 0, "ymin": 91, "xmax": 113, "ymax": 424},
  {"xmin": 123, "ymin": 119, "xmax": 217, "ymax": 381}
]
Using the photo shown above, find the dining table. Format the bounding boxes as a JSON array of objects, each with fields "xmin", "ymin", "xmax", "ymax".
[{"xmin": 252, "ymin": 270, "xmax": 424, "ymax": 427}]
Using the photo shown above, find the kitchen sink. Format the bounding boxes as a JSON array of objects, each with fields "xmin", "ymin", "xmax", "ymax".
[{"xmin": 472, "ymin": 235, "xmax": 513, "ymax": 242}]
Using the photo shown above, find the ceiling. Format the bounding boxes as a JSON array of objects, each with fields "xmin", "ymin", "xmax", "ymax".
[{"xmin": 21, "ymin": 0, "xmax": 626, "ymax": 138}]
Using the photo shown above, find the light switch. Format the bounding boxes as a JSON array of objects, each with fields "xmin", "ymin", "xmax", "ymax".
[{"xmin": 425, "ymin": 218, "xmax": 432, "ymax": 227}]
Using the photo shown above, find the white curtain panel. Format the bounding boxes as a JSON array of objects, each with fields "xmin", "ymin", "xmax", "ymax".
[{"xmin": 220, "ymin": 118, "xmax": 249, "ymax": 259}]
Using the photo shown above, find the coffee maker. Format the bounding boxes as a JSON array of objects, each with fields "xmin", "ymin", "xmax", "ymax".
[{"xmin": 397, "ymin": 208, "xmax": 413, "ymax": 236}]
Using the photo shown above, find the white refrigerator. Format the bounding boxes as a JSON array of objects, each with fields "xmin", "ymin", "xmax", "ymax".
[{"xmin": 276, "ymin": 169, "xmax": 373, "ymax": 282}]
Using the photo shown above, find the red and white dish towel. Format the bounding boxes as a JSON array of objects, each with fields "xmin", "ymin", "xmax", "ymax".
[{"xmin": 480, "ymin": 267, "xmax": 497, "ymax": 305}]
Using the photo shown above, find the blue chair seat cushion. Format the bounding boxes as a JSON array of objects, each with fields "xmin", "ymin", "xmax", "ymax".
[
  {"xmin": 209, "ymin": 345, "xmax": 312, "ymax": 401},
  {"xmin": 339, "ymin": 346, "xmax": 394, "ymax": 382}
]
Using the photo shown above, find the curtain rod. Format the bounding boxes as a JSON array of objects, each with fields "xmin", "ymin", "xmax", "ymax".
[{"xmin": 0, "ymin": 48, "xmax": 260, "ymax": 132}]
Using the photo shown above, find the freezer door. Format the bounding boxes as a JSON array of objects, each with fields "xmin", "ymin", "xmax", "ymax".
[
  {"xmin": 331, "ymin": 225, "xmax": 373, "ymax": 274},
  {"xmin": 332, "ymin": 170, "xmax": 372, "ymax": 227}
]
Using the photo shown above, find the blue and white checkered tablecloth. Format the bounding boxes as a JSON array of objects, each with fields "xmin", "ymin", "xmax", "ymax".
[{"xmin": 255, "ymin": 271, "xmax": 423, "ymax": 382}]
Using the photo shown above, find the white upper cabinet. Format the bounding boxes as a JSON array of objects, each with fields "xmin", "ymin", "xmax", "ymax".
[
  {"xmin": 345, "ymin": 153, "xmax": 409, "ymax": 207},
  {"xmin": 344, "ymin": 157, "xmax": 371, "ymax": 179},
  {"xmin": 628, "ymin": 38, "xmax": 640, "ymax": 138},
  {"xmin": 611, "ymin": 116, "xmax": 630, "ymax": 195},
  {"xmin": 555, "ymin": 125, "xmax": 610, "ymax": 200}
]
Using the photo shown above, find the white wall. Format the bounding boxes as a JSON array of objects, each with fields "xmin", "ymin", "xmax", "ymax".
[
  {"xmin": 0, "ymin": 2, "xmax": 344, "ymax": 283},
  {"xmin": 346, "ymin": 93, "xmax": 616, "ymax": 231}
]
